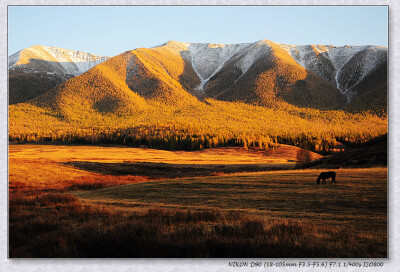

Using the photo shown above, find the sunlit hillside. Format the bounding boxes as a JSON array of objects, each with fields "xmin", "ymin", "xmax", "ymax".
[
  {"xmin": 9, "ymin": 45, "xmax": 110, "ymax": 105},
  {"xmin": 8, "ymin": 41, "xmax": 387, "ymax": 151},
  {"xmin": 208, "ymin": 40, "xmax": 346, "ymax": 109},
  {"xmin": 128, "ymin": 48, "xmax": 200, "ymax": 106},
  {"xmin": 9, "ymin": 96, "xmax": 387, "ymax": 153},
  {"xmin": 29, "ymin": 51, "xmax": 149, "ymax": 119}
]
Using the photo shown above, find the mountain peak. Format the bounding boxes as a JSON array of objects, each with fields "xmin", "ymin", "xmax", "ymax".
[
  {"xmin": 8, "ymin": 39, "xmax": 387, "ymax": 112},
  {"xmin": 156, "ymin": 40, "xmax": 191, "ymax": 53},
  {"xmin": 8, "ymin": 45, "xmax": 111, "ymax": 105},
  {"xmin": 9, "ymin": 45, "xmax": 110, "ymax": 75},
  {"xmin": 256, "ymin": 39, "xmax": 273, "ymax": 45}
]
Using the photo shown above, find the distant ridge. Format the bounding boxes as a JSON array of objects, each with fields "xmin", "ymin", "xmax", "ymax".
[
  {"xmin": 32, "ymin": 51, "xmax": 148, "ymax": 118},
  {"xmin": 9, "ymin": 45, "xmax": 110, "ymax": 75},
  {"xmin": 9, "ymin": 40, "xmax": 387, "ymax": 112},
  {"xmin": 9, "ymin": 45, "xmax": 110, "ymax": 104},
  {"xmin": 148, "ymin": 40, "xmax": 386, "ymax": 110}
]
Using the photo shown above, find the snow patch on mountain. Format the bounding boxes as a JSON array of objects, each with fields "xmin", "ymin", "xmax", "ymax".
[
  {"xmin": 285, "ymin": 43, "xmax": 387, "ymax": 101},
  {"xmin": 159, "ymin": 40, "xmax": 273, "ymax": 91},
  {"xmin": 157, "ymin": 40, "xmax": 386, "ymax": 101},
  {"xmin": 327, "ymin": 46, "xmax": 367, "ymax": 70},
  {"xmin": 356, "ymin": 47, "xmax": 387, "ymax": 77},
  {"xmin": 44, "ymin": 46, "xmax": 110, "ymax": 75},
  {"xmin": 276, "ymin": 43, "xmax": 295, "ymax": 54},
  {"xmin": 290, "ymin": 45, "xmax": 329, "ymax": 70},
  {"xmin": 335, "ymin": 46, "xmax": 387, "ymax": 102},
  {"xmin": 187, "ymin": 43, "xmax": 249, "ymax": 91},
  {"xmin": 9, "ymin": 45, "xmax": 110, "ymax": 76},
  {"xmin": 235, "ymin": 41, "xmax": 272, "ymax": 76},
  {"xmin": 326, "ymin": 45, "xmax": 385, "ymax": 98},
  {"xmin": 8, "ymin": 50, "xmax": 22, "ymax": 67},
  {"xmin": 288, "ymin": 44, "xmax": 368, "ymax": 75}
]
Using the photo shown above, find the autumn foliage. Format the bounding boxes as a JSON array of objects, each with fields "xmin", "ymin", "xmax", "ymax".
[{"xmin": 8, "ymin": 41, "xmax": 387, "ymax": 152}]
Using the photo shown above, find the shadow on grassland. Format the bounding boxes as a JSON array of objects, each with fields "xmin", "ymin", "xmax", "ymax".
[{"xmin": 65, "ymin": 161, "xmax": 293, "ymax": 179}]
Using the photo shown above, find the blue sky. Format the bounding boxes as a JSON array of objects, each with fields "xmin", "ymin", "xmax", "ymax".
[{"xmin": 8, "ymin": 6, "xmax": 388, "ymax": 56}]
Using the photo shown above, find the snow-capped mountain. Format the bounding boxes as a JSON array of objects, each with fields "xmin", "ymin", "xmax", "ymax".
[
  {"xmin": 9, "ymin": 45, "xmax": 110, "ymax": 75},
  {"xmin": 156, "ymin": 40, "xmax": 387, "ymax": 103},
  {"xmin": 9, "ymin": 40, "xmax": 387, "ymax": 112},
  {"xmin": 286, "ymin": 44, "xmax": 387, "ymax": 101},
  {"xmin": 9, "ymin": 45, "xmax": 110, "ymax": 104}
]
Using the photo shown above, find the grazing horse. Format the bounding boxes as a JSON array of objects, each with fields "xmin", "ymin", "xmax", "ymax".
[{"xmin": 316, "ymin": 171, "xmax": 336, "ymax": 185}]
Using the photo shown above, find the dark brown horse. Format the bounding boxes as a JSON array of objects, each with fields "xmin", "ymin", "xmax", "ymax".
[{"xmin": 316, "ymin": 171, "xmax": 336, "ymax": 185}]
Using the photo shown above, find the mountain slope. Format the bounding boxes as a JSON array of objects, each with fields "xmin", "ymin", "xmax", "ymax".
[
  {"xmin": 31, "ymin": 51, "xmax": 148, "ymax": 119},
  {"xmin": 150, "ymin": 40, "xmax": 386, "ymax": 110},
  {"xmin": 337, "ymin": 47, "xmax": 387, "ymax": 111},
  {"xmin": 304, "ymin": 134, "xmax": 387, "ymax": 168},
  {"xmin": 9, "ymin": 40, "xmax": 387, "ymax": 113},
  {"xmin": 9, "ymin": 45, "xmax": 110, "ymax": 75},
  {"xmin": 286, "ymin": 44, "xmax": 387, "ymax": 110},
  {"xmin": 28, "ymin": 46, "xmax": 204, "ymax": 120},
  {"xmin": 8, "ymin": 40, "xmax": 388, "ymax": 155},
  {"xmin": 202, "ymin": 40, "xmax": 346, "ymax": 109},
  {"xmin": 126, "ymin": 46, "xmax": 200, "ymax": 106},
  {"xmin": 9, "ymin": 45, "xmax": 110, "ymax": 104},
  {"xmin": 343, "ymin": 60, "xmax": 387, "ymax": 112}
]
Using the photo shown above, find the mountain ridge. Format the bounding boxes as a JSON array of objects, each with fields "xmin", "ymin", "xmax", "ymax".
[
  {"xmin": 8, "ymin": 40, "xmax": 387, "ymax": 156},
  {"xmin": 9, "ymin": 45, "xmax": 110, "ymax": 74},
  {"xmin": 8, "ymin": 40, "xmax": 387, "ymax": 112},
  {"xmin": 152, "ymin": 40, "xmax": 387, "ymax": 103},
  {"xmin": 9, "ymin": 45, "xmax": 111, "ymax": 104}
]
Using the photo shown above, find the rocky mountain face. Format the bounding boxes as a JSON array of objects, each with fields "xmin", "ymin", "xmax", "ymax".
[
  {"xmin": 286, "ymin": 44, "xmax": 387, "ymax": 103},
  {"xmin": 9, "ymin": 40, "xmax": 387, "ymax": 112},
  {"xmin": 9, "ymin": 45, "xmax": 110, "ymax": 104},
  {"xmin": 156, "ymin": 41, "xmax": 386, "ymax": 108}
]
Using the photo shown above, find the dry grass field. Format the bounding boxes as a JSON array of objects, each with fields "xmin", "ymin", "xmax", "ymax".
[
  {"xmin": 9, "ymin": 144, "xmax": 386, "ymax": 258},
  {"xmin": 9, "ymin": 144, "xmax": 312, "ymax": 189}
]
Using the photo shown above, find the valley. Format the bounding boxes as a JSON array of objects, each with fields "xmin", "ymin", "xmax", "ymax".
[
  {"xmin": 8, "ymin": 39, "xmax": 388, "ymax": 258},
  {"xmin": 8, "ymin": 144, "xmax": 387, "ymax": 258}
]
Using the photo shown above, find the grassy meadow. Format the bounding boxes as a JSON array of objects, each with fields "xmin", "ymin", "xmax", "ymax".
[
  {"xmin": 9, "ymin": 144, "xmax": 387, "ymax": 258},
  {"xmin": 7, "ymin": 22, "xmax": 388, "ymax": 260}
]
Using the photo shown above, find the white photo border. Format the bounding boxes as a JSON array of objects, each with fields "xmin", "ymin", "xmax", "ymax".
[{"xmin": 1, "ymin": 1, "xmax": 397, "ymax": 271}]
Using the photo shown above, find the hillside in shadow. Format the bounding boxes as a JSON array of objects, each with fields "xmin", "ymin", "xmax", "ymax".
[{"xmin": 303, "ymin": 134, "xmax": 387, "ymax": 169}]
